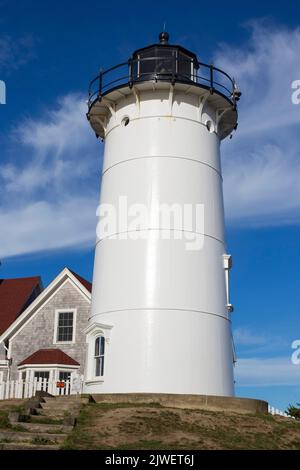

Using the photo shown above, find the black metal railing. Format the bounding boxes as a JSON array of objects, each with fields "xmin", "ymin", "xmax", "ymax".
[{"xmin": 88, "ymin": 55, "xmax": 239, "ymax": 110}]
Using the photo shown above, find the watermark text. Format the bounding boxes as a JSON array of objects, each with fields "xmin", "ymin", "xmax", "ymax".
[{"xmin": 0, "ymin": 80, "xmax": 6, "ymax": 105}]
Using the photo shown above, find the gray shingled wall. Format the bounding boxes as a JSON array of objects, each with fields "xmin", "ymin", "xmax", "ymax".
[{"xmin": 9, "ymin": 280, "xmax": 90, "ymax": 379}]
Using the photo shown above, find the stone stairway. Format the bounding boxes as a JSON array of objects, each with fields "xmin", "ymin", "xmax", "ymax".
[{"xmin": 0, "ymin": 395, "xmax": 89, "ymax": 450}]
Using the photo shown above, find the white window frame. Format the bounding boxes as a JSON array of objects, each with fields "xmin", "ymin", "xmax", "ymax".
[
  {"xmin": 53, "ymin": 308, "xmax": 77, "ymax": 344},
  {"xmin": 0, "ymin": 370, "xmax": 4, "ymax": 382},
  {"xmin": 84, "ymin": 322, "xmax": 113, "ymax": 384}
]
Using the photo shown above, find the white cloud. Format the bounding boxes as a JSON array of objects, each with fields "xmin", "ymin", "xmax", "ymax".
[
  {"xmin": 216, "ymin": 21, "xmax": 300, "ymax": 226},
  {"xmin": 2, "ymin": 94, "xmax": 95, "ymax": 194},
  {"xmin": 235, "ymin": 357, "xmax": 300, "ymax": 387},
  {"xmin": 233, "ymin": 327, "xmax": 289, "ymax": 356},
  {"xmin": 234, "ymin": 327, "xmax": 266, "ymax": 346},
  {"xmin": 0, "ymin": 93, "xmax": 101, "ymax": 258},
  {"xmin": 223, "ymin": 144, "xmax": 300, "ymax": 226},
  {"xmin": 0, "ymin": 198, "xmax": 96, "ymax": 258}
]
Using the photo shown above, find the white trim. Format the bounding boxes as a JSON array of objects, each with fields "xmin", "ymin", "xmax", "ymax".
[
  {"xmin": 53, "ymin": 308, "xmax": 77, "ymax": 345},
  {"xmin": 85, "ymin": 378, "xmax": 104, "ymax": 385},
  {"xmin": 17, "ymin": 365, "xmax": 79, "ymax": 383},
  {"xmin": 0, "ymin": 371, "xmax": 3, "ymax": 382},
  {"xmin": 84, "ymin": 322, "xmax": 113, "ymax": 383},
  {"xmin": 84, "ymin": 322, "xmax": 114, "ymax": 335},
  {"xmin": 0, "ymin": 268, "xmax": 91, "ymax": 344},
  {"xmin": 18, "ymin": 363, "xmax": 80, "ymax": 371}
]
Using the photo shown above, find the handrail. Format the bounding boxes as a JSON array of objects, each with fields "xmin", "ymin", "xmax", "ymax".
[{"xmin": 88, "ymin": 55, "xmax": 238, "ymax": 110}]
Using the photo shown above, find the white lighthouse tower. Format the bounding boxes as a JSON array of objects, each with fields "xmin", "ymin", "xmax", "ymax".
[{"xmin": 84, "ymin": 32, "xmax": 241, "ymax": 397}]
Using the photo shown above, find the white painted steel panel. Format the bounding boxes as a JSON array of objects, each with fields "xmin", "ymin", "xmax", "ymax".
[{"xmin": 85, "ymin": 84, "xmax": 235, "ymax": 397}]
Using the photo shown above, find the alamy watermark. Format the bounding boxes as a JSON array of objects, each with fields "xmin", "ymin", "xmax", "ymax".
[
  {"xmin": 96, "ymin": 196, "xmax": 205, "ymax": 251},
  {"xmin": 291, "ymin": 340, "xmax": 300, "ymax": 365},
  {"xmin": 0, "ymin": 80, "xmax": 6, "ymax": 105},
  {"xmin": 291, "ymin": 80, "xmax": 300, "ymax": 105}
]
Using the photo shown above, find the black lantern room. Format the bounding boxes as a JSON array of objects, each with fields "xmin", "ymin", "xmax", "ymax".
[{"xmin": 131, "ymin": 32, "xmax": 199, "ymax": 84}]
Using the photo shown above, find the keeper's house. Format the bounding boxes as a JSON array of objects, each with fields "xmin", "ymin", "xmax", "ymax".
[{"xmin": 0, "ymin": 268, "xmax": 91, "ymax": 384}]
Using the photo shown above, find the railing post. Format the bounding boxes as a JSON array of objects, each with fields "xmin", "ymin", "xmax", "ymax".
[
  {"xmin": 129, "ymin": 59, "xmax": 133, "ymax": 89},
  {"xmin": 28, "ymin": 379, "xmax": 33, "ymax": 398},
  {"xmin": 171, "ymin": 53, "xmax": 176, "ymax": 86},
  {"xmin": 210, "ymin": 64, "xmax": 214, "ymax": 95},
  {"xmin": 33, "ymin": 377, "xmax": 38, "ymax": 397},
  {"xmin": 9, "ymin": 380, "xmax": 14, "ymax": 399},
  {"xmin": 99, "ymin": 69, "xmax": 103, "ymax": 101},
  {"xmin": 5, "ymin": 380, "xmax": 9, "ymax": 399}
]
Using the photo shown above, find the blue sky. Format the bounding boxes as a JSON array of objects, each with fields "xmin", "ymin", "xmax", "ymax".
[{"xmin": 1, "ymin": 0, "xmax": 300, "ymax": 410}]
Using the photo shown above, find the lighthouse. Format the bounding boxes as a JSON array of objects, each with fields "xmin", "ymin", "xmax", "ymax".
[{"xmin": 84, "ymin": 32, "xmax": 241, "ymax": 397}]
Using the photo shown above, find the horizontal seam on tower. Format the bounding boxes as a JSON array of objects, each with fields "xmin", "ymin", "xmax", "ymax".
[
  {"xmin": 105, "ymin": 115, "xmax": 218, "ymax": 138},
  {"xmin": 102, "ymin": 155, "xmax": 223, "ymax": 180},
  {"xmin": 89, "ymin": 308, "xmax": 231, "ymax": 323},
  {"xmin": 95, "ymin": 229, "xmax": 224, "ymax": 246}
]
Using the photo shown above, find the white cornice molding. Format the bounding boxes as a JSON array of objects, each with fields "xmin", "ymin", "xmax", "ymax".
[{"xmin": 83, "ymin": 322, "xmax": 114, "ymax": 335}]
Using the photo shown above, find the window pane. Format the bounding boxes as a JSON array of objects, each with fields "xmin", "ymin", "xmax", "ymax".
[
  {"xmin": 95, "ymin": 357, "xmax": 100, "ymax": 376},
  {"xmin": 95, "ymin": 356, "xmax": 104, "ymax": 377},
  {"xmin": 178, "ymin": 51, "xmax": 193, "ymax": 79},
  {"xmin": 34, "ymin": 371, "xmax": 50, "ymax": 380},
  {"xmin": 94, "ymin": 335, "xmax": 105, "ymax": 377},
  {"xmin": 100, "ymin": 336, "xmax": 105, "ymax": 355},
  {"xmin": 59, "ymin": 371, "xmax": 71, "ymax": 382},
  {"xmin": 100, "ymin": 356, "xmax": 104, "ymax": 376},
  {"xmin": 95, "ymin": 337, "xmax": 100, "ymax": 356}
]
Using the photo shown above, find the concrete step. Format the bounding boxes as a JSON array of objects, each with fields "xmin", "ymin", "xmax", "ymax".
[
  {"xmin": 0, "ymin": 430, "xmax": 67, "ymax": 444},
  {"xmin": 29, "ymin": 415, "xmax": 64, "ymax": 424},
  {"xmin": 0, "ymin": 442, "xmax": 60, "ymax": 450},
  {"xmin": 43, "ymin": 396, "xmax": 89, "ymax": 405},
  {"xmin": 40, "ymin": 402, "xmax": 82, "ymax": 411},
  {"xmin": 15, "ymin": 422, "xmax": 73, "ymax": 433},
  {"xmin": 37, "ymin": 408, "xmax": 80, "ymax": 417}
]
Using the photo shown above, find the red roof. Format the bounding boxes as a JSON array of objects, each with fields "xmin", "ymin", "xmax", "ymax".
[
  {"xmin": 19, "ymin": 349, "xmax": 80, "ymax": 366},
  {"xmin": 0, "ymin": 276, "xmax": 42, "ymax": 336},
  {"xmin": 69, "ymin": 269, "xmax": 92, "ymax": 293}
]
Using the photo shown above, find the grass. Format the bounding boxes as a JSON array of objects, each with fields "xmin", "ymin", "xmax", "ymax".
[
  {"xmin": 62, "ymin": 402, "xmax": 300, "ymax": 450},
  {"xmin": 31, "ymin": 417, "xmax": 64, "ymax": 425},
  {"xmin": 94, "ymin": 402, "xmax": 163, "ymax": 410},
  {"xmin": 0, "ymin": 411, "xmax": 11, "ymax": 429},
  {"xmin": 31, "ymin": 437, "xmax": 57, "ymax": 445},
  {"xmin": 62, "ymin": 405, "xmax": 94, "ymax": 450},
  {"xmin": 10, "ymin": 424, "xmax": 29, "ymax": 432}
]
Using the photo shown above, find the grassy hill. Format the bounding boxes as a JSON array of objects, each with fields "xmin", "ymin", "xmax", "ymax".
[
  {"xmin": 62, "ymin": 401, "xmax": 300, "ymax": 450},
  {"xmin": 2, "ymin": 398, "xmax": 300, "ymax": 450}
]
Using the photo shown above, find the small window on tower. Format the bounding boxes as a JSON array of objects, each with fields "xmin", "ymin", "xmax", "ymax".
[{"xmin": 95, "ymin": 336, "xmax": 105, "ymax": 377}]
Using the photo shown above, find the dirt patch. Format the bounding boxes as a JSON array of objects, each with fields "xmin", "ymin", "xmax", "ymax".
[{"xmin": 0, "ymin": 400, "xmax": 25, "ymax": 411}]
